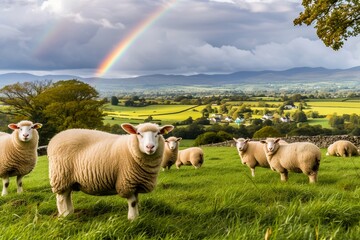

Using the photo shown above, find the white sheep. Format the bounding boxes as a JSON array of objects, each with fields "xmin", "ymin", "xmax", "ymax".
[
  {"xmin": 176, "ymin": 147, "xmax": 204, "ymax": 169},
  {"xmin": 260, "ymin": 138, "xmax": 321, "ymax": 183},
  {"xmin": 0, "ymin": 120, "xmax": 42, "ymax": 196},
  {"xmin": 48, "ymin": 122, "xmax": 174, "ymax": 220},
  {"xmin": 161, "ymin": 136, "xmax": 182, "ymax": 170},
  {"xmin": 326, "ymin": 140, "xmax": 360, "ymax": 157},
  {"xmin": 233, "ymin": 138, "xmax": 269, "ymax": 177}
]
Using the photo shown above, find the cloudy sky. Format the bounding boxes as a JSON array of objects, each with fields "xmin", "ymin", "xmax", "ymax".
[{"xmin": 1, "ymin": 0, "xmax": 360, "ymax": 78}]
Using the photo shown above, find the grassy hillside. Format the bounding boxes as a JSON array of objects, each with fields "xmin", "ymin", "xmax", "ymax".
[{"xmin": 1, "ymin": 148, "xmax": 360, "ymax": 239}]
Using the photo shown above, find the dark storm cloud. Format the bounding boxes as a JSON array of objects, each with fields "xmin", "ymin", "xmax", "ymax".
[{"xmin": 0, "ymin": 0, "xmax": 359, "ymax": 77}]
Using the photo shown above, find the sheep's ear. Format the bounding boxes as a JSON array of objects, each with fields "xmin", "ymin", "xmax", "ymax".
[
  {"xmin": 233, "ymin": 138, "xmax": 238, "ymax": 142},
  {"xmin": 32, "ymin": 123, "xmax": 42, "ymax": 129},
  {"xmin": 159, "ymin": 125, "xmax": 174, "ymax": 135},
  {"xmin": 245, "ymin": 139, "xmax": 251, "ymax": 143},
  {"xmin": 8, "ymin": 123, "xmax": 19, "ymax": 130},
  {"xmin": 177, "ymin": 137, "xmax": 182, "ymax": 142},
  {"xmin": 274, "ymin": 138, "xmax": 281, "ymax": 143},
  {"xmin": 121, "ymin": 123, "xmax": 137, "ymax": 134},
  {"xmin": 260, "ymin": 140, "xmax": 267, "ymax": 144}
]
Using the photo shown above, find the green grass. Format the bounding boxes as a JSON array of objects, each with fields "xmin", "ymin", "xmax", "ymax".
[
  {"xmin": 307, "ymin": 118, "xmax": 331, "ymax": 128},
  {"xmin": 305, "ymin": 99, "xmax": 360, "ymax": 116},
  {"xmin": 1, "ymin": 148, "xmax": 360, "ymax": 239},
  {"xmin": 102, "ymin": 98, "xmax": 360, "ymax": 128},
  {"xmin": 103, "ymin": 104, "xmax": 203, "ymax": 125}
]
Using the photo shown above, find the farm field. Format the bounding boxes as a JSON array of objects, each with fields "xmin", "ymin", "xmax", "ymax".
[
  {"xmin": 1, "ymin": 148, "xmax": 360, "ymax": 239},
  {"xmin": 103, "ymin": 104, "xmax": 203, "ymax": 125},
  {"xmin": 305, "ymin": 99, "xmax": 360, "ymax": 116},
  {"xmin": 103, "ymin": 98, "xmax": 360, "ymax": 129}
]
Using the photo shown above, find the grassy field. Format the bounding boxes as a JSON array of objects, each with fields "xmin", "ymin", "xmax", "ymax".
[
  {"xmin": 305, "ymin": 100, "xmax": 360, "ymax": 116},
  {"xmin": 103, "ymin": 104, "xmax": 203, "ymax": 125},
  {"xmin": 1, "ymin": 148, "xmax": 360, "ymax": 239},
  {"xmin": 103, "ymin": 98, "xmax": 360, "ymax": 128}
]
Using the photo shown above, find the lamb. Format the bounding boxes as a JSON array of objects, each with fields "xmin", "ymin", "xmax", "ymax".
[
  {"xmin": 47, "ymin": 122, "xmax": 174, "ymax": 220},
  {"xmin": 176, "ymin": 147, "xmax": 204, "ymax": 169},
  {"xmin": 161, "ymin": 136, "xmax": 182, "ymax": 170},
  {"xmin": 260, "ymin": 138, "xmax": 321, "ymax": 183},
  {"xmin": 0, "ymin": 120, "xmax": 42, "ymax": 196},
  {"xmin": 326, "ymin": 140, "xmax": 360, "ymax": 157},
  {"xmin": 233, "ymin": 138, "xmax": 269, "ymax": 177}
]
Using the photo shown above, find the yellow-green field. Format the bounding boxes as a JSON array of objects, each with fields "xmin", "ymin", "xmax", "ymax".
[
  {"xmin": 103, "ymin": 99, "xmax": 360, "ymax": 127},
  {"xmin": 305, "ymin": 99, "xmax": 360, "ymax": 116},
  {"xmin": 103, "ymin": 104, "xmax": 203, "ymax": 125}
]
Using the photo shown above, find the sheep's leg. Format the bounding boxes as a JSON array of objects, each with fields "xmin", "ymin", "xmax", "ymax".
[
  {"xmin": 250, "ymin": 168, "xmax": 255, "ymax": 177},
  {"xmin": 308, "ymin": 172, "xmax": 318, "ymax": 183},
  {"xmin": 280, "ymin": 171, "xmax": 288, "ymax": 182},
  {"xmin": 16, "ymin": 175, "xmax": 23, "ymax": 194},
  {"xmin": 56, "ymin": 190, "xmax": 73, "ymax": 217},
  {"xmin": 1, "ymin": 177, "xmax": 9, "ymax": 196},
  {"xmin": 127, "ymin": 193, "xmax": 139, "ymax": 221}
]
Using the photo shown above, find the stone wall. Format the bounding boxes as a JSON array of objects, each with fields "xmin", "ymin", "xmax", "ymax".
[{"xmin": 203, "ymin": 135, "xmax": 360, "ymax": 148}]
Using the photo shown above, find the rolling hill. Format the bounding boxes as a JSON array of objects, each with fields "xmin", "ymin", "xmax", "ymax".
[{"xmin": 1, "ymin": 67, "xmax": 359, "ymax": 95}]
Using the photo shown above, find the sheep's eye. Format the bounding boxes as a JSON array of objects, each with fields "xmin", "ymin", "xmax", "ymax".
[{"xmin": 137, "ymin": 132, "xmax": 143, "ymax": 137}]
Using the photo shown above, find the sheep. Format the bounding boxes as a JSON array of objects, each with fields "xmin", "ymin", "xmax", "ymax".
[
  {"xmin": 161, "ymin": 136, "xmax": 182, "ymax": 170},
  {"xmin": 326, "ymin": 140, "xmax": 360, "ymax": 157},
  {"xmin": 0, "ymin": 120, "xmax": 42, "ymax": 196},
  {"xmin": 260, "ymin": 138, "xmax": 321, "ymax": 183},
  {"xmin": 176, "ymin": 147, "xmax": 204, "ymax": 169},
  {"xmin": 47, "ymin": 122, "xmax": 174, "ymax": 220},
  {"xmin": 233, "ymin": 138, "xmax": 269, "ymax": 177}
]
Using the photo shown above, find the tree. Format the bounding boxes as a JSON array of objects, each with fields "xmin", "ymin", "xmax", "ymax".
[
  {"xmin": 144, "ymin": 116, "xmax": 153, "ymax": 122},
  {"xmin": 292, "ymin": 110, "xmax": 308, "ymax": 122},
  {"xmin": 253, "ymin": 126, "xmax": 281, "ymax": 138},
  {"xmin": 328, "ymin": 113, "xmax": 345, "ymax": 129},
  {"xmin": 294, "ymin": 1, "xmax": 360, "ymax": 50},
  {"xmin": 0, "ymin": 80, "xmax": 105, "ymax": 144},
  {"xmin": 194, "ymin": 132, "xmax": 224, "ymax": 146},
  {"xmin": 111, "ymin": 96, "xmax": 119, "ymax": 105},
  {"xmin": 0, "ymin": 80, "xmax": 52, "ymax": 122},
  {"xmin": 37, "ymin": 80, "xmax": 105, "ymax": 132}
]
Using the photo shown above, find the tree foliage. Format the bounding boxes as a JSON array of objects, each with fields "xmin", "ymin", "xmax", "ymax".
[
  {"xmin": 0, "ymin": 80, "xmax": 105, "ymax": 144},
  {"xmin": 111, "ymin": 96, "xmax": 119, "ymax": 105},
  {"xmin": 194, "ymin": 132, "xmax": 226, "ymax": 146},
  {"xmin": 292, "ymin": 110, "xmax": 308, "ymax": 122},
  {"xmin": 294, "ymin": 0, "xmax": 360, "ymax": 50},
  {"xmin": 253, "ymin": 126, "xmax": 281, "ymax": 138},
  {"xmin": 0, "ymin": 80, "xmax": 52, "ymax": 121}
]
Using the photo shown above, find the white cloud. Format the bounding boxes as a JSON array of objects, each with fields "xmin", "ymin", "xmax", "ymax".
[
  {"xmin": 0, "ymin": 0, "xmax": 358, "ymax": 76},
  {"xmin": 210, "ymin": 0, "xmax": 235, "ymax": 3}
]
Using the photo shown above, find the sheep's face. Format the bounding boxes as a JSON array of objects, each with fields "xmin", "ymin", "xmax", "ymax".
[
  {"xmin": 233, "ymin": 138, "xmax": 249, "ymax": 152},
  {"xmin": 121, "ymin": 123, "xmax": 174, "ymax": 156},
  {"xmin": 167, "ymin": 140, "xmax": 178, "ymax": 151},
  {"xmin": 165, "ymin": 137, "xmax": 181, "ymax": 151},
  {"xmin": 138, "ymin": 130, "xmax": 161, "ymax": 155},
  {"xmin": 8, "ymin": 121, "xmax": 42, "ymax": 142},
  {"xmin": 260, "ymin": 138, "xmax": 280, "ymax": 154}
]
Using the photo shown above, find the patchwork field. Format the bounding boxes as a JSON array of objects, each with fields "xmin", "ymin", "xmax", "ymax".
[
  {"xmin": 1, "ymin": 148, "xmax": 360, "ymax": 239},
  {"xmin": 305, "ymin": 99, "xmax": 360, "ymax": 116},
  {"xmin": 103, "ymin": 98, "xmax": 360, "ymax": 128},
  {"xmin": 103, "ymin": 104, "xmax": 203, "ymax": 125}
]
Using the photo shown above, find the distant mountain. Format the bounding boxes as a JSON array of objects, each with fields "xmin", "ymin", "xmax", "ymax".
[{"xmin": 1, "ymin": 67, "xmax": 360, "ymax": 95}]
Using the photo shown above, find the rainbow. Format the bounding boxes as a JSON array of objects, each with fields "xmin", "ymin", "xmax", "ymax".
[
  {"xmin": 96, "ymin": 0, "xmax": 177, "ymax": 77},
  {"xmin": 33, "ymin": 20, "xmax": 69, "ymax": 58}
]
